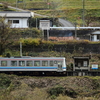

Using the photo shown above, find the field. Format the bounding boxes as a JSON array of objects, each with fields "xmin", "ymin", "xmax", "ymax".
[
  {"xmin": 0, "ymin": 0, "xmax": 100, "ymax": 26},
  {"xmin": 0, "ymin": 0, "xmax": 100, "ymax": 9}
]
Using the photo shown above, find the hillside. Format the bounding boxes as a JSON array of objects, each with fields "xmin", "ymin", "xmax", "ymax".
[
  {"xmin": 0, "ymin": 0, "xmax": 100, "ymax": 26},
  {"xmin": 1, "ymin": 0, "xmax": 100, "ymax": 9},
  {"xmin": 0, "ymin": 73, "xmax": 100, "ymax": 100}
]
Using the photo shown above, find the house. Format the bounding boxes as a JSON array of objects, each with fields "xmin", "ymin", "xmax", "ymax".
[
  {"xmin": 0, "ymin": 11, "xmax": 33, "ymax": 28},
  {"xmin": 73, "ymin": 56, "xmax": 91, "ymax": 76},
  {"xmin": 91, "ymin": 31, "xmax": 100, "ymax": 41},
  {"xmin": 73, "ymin": 56, "xmax": 91, "ymax": 71}
]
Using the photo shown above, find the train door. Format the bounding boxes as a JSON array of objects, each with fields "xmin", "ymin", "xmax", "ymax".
[
  {"xmin": 58, "ymin": 61, "xmax": 63, "ymax": 72},
  {"xmin": 54, "ymin": 61, "xmax": 63, "ymax": 72}
]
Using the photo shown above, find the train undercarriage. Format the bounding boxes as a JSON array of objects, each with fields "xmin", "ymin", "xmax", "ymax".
[{"xmin": 0, "ymin": 71, "xmax": 100, "ymax": 76}]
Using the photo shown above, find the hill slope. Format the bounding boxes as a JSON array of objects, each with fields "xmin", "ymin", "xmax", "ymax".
[
  {"xmin": 0, "ymin": 74, "xmax": 100, "ymax": 100},
  {"xmin": 0, "ymin": 0, "xmax": 100, "ymax": 9}
]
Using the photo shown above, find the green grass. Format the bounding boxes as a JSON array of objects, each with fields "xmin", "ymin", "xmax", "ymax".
[
  {"xmin": 1, "ymin": 0, "xmax": 100, "ymax": 21},
  {"xmin": 0, "ymin": 0, "xmax": 100, "ymax": 9}
]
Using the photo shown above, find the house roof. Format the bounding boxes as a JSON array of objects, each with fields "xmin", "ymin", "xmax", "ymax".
[
  {"xmin": 91, "ymin": 31, "xmax": 100, "ymax": 35},
  {"xmin": 73, "ymin": 56, "xmax": 91, "ymax": 59},
  {"xmin": 0, "ymin": 11, "xmax": 33, "ymax": 18}
]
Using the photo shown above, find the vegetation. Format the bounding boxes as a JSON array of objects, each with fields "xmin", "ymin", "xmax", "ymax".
[
  {"xmin": 0, "ymin": 74, "xmax": 100, "ymax": 100},
  {"xmin": 0, "ymin": 17, "xmax": 41, "ymax": 55},
  {"xmin": 0, "ymin": 0, "xmax": 100, "ymax": 100},
  {"xmin": 0, "ymin": 17, "xmax": 22, "ymax": 55},
  {"xmin": 0, "ymin": 0, "xmax": 100, "ymax": 26},
  {"xmin": 0, "ymin": 3, "xmax": 15, "ymax": 11}
]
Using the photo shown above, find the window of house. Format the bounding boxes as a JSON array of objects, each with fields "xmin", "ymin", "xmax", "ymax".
[
  {"xmin": 8, "ymin": 20, "xmax": 12, "ymax": 24},
  {"xmin": 83, "ymin": 61, "xmax": 88, "ymax": 67},
  {"xmin": 1, "ymin": 61, "xmax": 7, "ymax": 66},
  {"xmin": 97, "ymin": 34, "xmax": 100, "ymax": 40},
  {"xmin": 11, "ymin": 61, "xmax": 17, "ymax": 66},
  {"xmin": 13, "ymin": 20, "xmax": 19, "ymax": 24}
]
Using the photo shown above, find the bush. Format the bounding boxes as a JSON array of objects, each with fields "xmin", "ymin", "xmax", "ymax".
[
  {"xmin": 20, "ymin": 28, "xmax": 41, "ymax": 38},
  {"xmin": 48, "ymin": 86, "xmax": 65, "ymax": 97},
  {"xmin": 20, "ymin": 38, "xmax": 41, "ymax": 46},
  {"xmin": 0, "ymin": 74, "xmax": 11, "ymax": 89}
]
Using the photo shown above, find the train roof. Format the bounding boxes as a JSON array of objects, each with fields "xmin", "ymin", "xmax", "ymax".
[{"xmin": 0, "ymin": 56, "xmax": 65, "ymax": 59}]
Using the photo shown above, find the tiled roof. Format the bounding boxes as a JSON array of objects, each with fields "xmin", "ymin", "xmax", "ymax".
[{"xmin": 0, "ymin": 11, "xmax": 32, "ymax": 18}]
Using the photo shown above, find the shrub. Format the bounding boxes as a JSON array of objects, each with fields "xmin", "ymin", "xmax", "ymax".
[
  {"xmin": 48, "ymin": 86, "xmax": 65, "ymax": 97},
  {"xmin": 0, "ymin": 74, "xmax": 11, "ymax": 89},
  {"xmin": 20, "ymin": 38, "xmax": 41, "ymax": 46}
]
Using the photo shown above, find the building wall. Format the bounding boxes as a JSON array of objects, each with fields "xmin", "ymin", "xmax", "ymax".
[
  {"xmin": 91, "ymin": 35, "xmax": 100, "ymax": 41},
  {"xmin": 5, "ymin": 18, "xmax": 28, "ymax": 28}
]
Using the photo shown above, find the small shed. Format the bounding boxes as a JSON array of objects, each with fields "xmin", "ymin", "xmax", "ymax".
[
  {"xmin": 0, "ymin": 11, "xmax": 33, "ymax": 28},
  {"xmin": 73, "ymin": 56, "xmax": 91, "ymax": 71},
  {"xmin": 91, "ymin": 31, "xmax": 100, "ymax": 41}
]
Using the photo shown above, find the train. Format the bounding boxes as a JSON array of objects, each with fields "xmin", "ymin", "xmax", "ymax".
[
  {"xmin": 0, "ymin": 56, "xmax": 100, "ymax": 76},
  {"xmin": 0, "ymin": 56, "xmax": 66, "ymax": 75}
]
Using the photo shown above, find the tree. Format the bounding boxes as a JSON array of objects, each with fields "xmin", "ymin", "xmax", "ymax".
[
  {"xmin": 0, "ymin": 17, "xmax": 20, "ymax": 55},
  {"xmin": 85, "ymin": 9, "xmax": 100, "ymax": 26}
]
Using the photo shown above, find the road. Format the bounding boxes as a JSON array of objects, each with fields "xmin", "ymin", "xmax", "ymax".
[{"xmin": 58, "ymin": 18, "xmax": 74, "ymax": 27}]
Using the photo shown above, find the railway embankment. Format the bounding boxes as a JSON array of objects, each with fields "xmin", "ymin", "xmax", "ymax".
[{"xmin": 0, "ymin": 73, "xmax": 100, "ymax": 100}]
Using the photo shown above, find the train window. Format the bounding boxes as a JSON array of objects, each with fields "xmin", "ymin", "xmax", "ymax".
[
  {"xmin": 1, "ymin": 61, "xmax": 7, "ymax": 66},
  {"xmin": 58, "ymin": 61, "xmax": 62, "ymax": 65},
  {"xmin": 54, "ymin": 60, "xmax": 57, "ymax": 64},
  {"xmin": 34, "ymin": 61, "xmax": 40, "ymax": 66},
  {"xmin": 19, "ymin": 61, "xmax": 25, "ymax": 66},
  {"xmin": 26, "ymin": 61, "xmax": 33, "ymax": 66},
  {"xmin": 11, "ymin": 61, "xmax": 17, "ymax": 66},
  {"xmin": 42, "ymin": 61, "xmax": 48, "ymax": 66},
  {"xmin": 50, "ymin": 61, "xmax": 53, "ymax": 66}
]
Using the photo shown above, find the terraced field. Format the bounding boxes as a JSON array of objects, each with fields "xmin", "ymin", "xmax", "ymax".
[
  {"xmin": 0, "ymin": 0, "xmax": 100, "ymax": 9},
  {"xmin": 0, "ymin": 0, "xmax": 100, "ymax": 26}
]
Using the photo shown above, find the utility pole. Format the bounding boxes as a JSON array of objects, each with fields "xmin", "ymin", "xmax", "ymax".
[
  {"xmin": 36, "ymin": 18, "xmax": 37, "ymax": 28},
  {"xmin": 16, "ymin": 0, "xmax": 18, "ymax": 11},
  {"xmin": 24, "ymin": 0, "xmax": 26, "ymax": 9},
  {"xmin": 82, "ymin": 0, "xmax": 85, "ymax": 27},
  {"xmin": 20, "ymin": 42, "xmax": 22, "ymax": 56},
  {"xmin": 75, "ymin": 22, "xmax": 77, "ymax": 39}
]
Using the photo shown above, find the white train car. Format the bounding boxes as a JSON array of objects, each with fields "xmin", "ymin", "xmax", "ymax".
[{"xmin": 0, "ymin": 56, "xmax": 66, "ymax": 75}]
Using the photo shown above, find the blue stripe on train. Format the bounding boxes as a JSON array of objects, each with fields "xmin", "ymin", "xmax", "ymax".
[
  {"xmin": 91, "ymin": 68, "xmax": 98, "ymax": 69},
  {"xmin": 0, "ymin": 67, "xmax": 66, "ymax": 69}
]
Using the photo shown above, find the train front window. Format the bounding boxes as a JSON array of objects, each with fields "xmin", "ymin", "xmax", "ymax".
[
  {"xmin": 27, "ymin": 61, "xmax": 33, "ymax": 66},
  {"xmin": 1, "ymin": 61, "xmax": 7, "ymax": 66},
  {"xmin": 50, "ymin": 61, "xmax": 53, "ymax": 66},
  {"xmin": 58, "ymin": 61, "xmax": 62, "ymax": 65},
  {"xmin": 34, "ymin": 61, "xmax": 40, "ymax": 66},
  {"xmin": 19, "ymin": 61, "xmax": 25, "ymax": 66},
  {"xmin": 11, "ymin": 61, "xmax": 17, "ymax": 66},
  {"xmin": 42, "ymin": 61, "xmax": 48, "ymax": 66}
]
